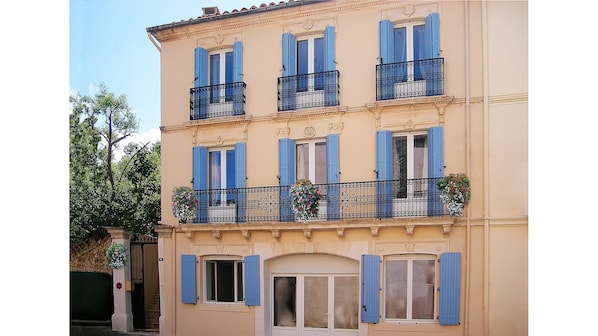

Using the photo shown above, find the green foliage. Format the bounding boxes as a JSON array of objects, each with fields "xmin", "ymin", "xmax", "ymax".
[{"xmin": 70, "ymin": 83, "xmax": 160, "ymax": 246}]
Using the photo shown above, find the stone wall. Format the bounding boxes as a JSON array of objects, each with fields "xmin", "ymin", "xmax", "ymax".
[{"xmin": 70, "ymin": 235, "xmax": 112, "ymax": 274}]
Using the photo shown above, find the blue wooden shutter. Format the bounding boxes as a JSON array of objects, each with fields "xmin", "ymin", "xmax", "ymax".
[
  {"xmin": 324, "ymin": 26, "xmax": 338, "ymax": 106},
  {"xmin": 278, "ymin": 138, "xmax": 296, "ymax": 222},
  {"xmin": 235, "ymin": 142, "xmax": 247, "ymax": 222},
  {"xmin": 326, "ymin": 134, "xmax": 340, "ymax": 220},
  {"xmin": 361, "ymin": 255, "xmax": 380, "ymax": 323},
  {"xmin": 193, "ymin": 146, "xmax": 208, "ymax": 223},
  {"xmin": 281, "ymin": 32, "xmax": 297, "ymax": 110},
  {"xmin": 194, "ymin": 48, "xmax": 209, "ymax": 119},
  {"xmin": 376, "ymin": 131, "xmax": 393, "ymax": 218},
  {"xmin": 244, "ymin": 255, "xmax": 260, "ymax": 306},
  {"xmin": 438, "ymin": 252, "xmax": 461, "ymax": 325},
  {"xmin": 427, "ymin": 127, "xmax": 444, "ymax": 216},
  {"xmin": 233, "ymin": 41, "xmax": 244, "ymax": 115},
  {"xmin": 424, "ymin": 13, "xmax": 441, "ymax": 95},
  {"xmin": 181, "ymin": 254, "xmax": 197, "ymax": 304},
  {"xmin": 379, "ymin": 20, "xmax": 395, "ymax": 100}
]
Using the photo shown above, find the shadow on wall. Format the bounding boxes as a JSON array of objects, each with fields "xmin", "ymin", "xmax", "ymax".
[{"xmin": 70, "ymin": 272, "xmax": 114, "ymax": 322}]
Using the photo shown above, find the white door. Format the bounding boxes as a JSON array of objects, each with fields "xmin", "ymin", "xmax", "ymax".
[{"xmin": 272, "ymin": 274, "xmax": 359, "ymax": 336}]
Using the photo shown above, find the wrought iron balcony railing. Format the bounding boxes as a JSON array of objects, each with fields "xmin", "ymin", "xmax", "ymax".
[
  {"xmin": 190, "ymin": 81, "xmax": 246, "ymax": 120},
  {"xmin": 277, "ymin": 70, "xmax": 340, "ymax": 111},
  {"xmin": 376, "ymin": 58, "xmax": 444, "ymax": 100},
  {"xmin": 190, "ymin": 178, "xmax": 446, "ymax": 224}
]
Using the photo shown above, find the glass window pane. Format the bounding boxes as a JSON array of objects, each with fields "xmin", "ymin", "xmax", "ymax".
[
  {"xmin": 210, "ymin": 54, "xmax": 221, "ymax": 103},
  {"xmin": 334, "ymin": 276, "xmax": 359, "ymax": 329},
  {"xmin": 297, "ymin": 40, "xmax": 308, "ymax": 92},
  {"xmin": 236, "ymin": 262, "xmax": 244, "ymax": 302},
  {"xmin": 274, "ymin": 277, "xmax": 296, "ymax": 327},
  {"xmin": 206, "ymin": 261, "xmax": 215, "ymax": 301},
  {"xmin": 315, "ymin": 142, "xmax": 326, "ymax": 185},
  {"xmin": 209, "ymin": 151, "xmax": 221, "ymax": 205},
  {"xmin": 393, "ymin": 27, "xmax": 407, "ymax": 62},
  {"xmin": 413, "ymin": 135, "xmax": 428, "ymax": 179},
  {"xmin": 412, "ymin": 260, "xmax": 435, "ymax": 319},
  {"xmin": 393, "ymin": 136, "xmax": 407, "ymax": 198},
  {"xmin": 413, "ymin": 24, "xmax": 425, "ymax": 80},
  {"xmin": 226, "ymin": 149, "xmax": 236, "ymax": 203},
  {"xmin": 314, "ymin": 37, "xmax": 324, "ymax": 90},
  {"xmin": 296, "ymin": 144, "xmax": 309, "ymax": 181},
  {"xmin": 225, "ymin": 51, "xmax": 234, "ymax": 100},
  {"xmin": 304, "ymin": 276, "xmax": 328, "ymax": 328},
  {"xmin": 385, "ymin": 260, "xmax": 407, "ymax": 319}
]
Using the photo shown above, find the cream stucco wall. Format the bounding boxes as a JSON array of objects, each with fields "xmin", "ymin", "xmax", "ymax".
[{"xmin": 150, "ymin": 1, "xmax": 528, "ymax": 335}]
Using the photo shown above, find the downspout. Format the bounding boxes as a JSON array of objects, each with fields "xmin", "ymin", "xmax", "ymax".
[
  {"xmin": 481, "ymin": 1, "xmax": 490, "ymax": 336},
  {"xmin": 463, "ymin": 1, "xmax": 472, "ymax": 335},
  {"xmin": 172, "ymin": 229, "xmax": 177, "ymax": 336},
  {"xmin": 147, "ymin": 32, "xmax": 161, "ymax": 52}
]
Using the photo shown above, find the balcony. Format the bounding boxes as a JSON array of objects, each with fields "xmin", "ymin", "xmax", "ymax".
[
  {"xmin": 190, "ymin": 178, "xmax": 446, "ymax": 225},
  {"xmin": 190, "ymin": 81, "xmax": 246, "ymax": 120},
  {"xmin": 376, "ymin": 58, "xmax": 444, "ymax": 101},
  {"xmin": 277, "ymin": 70, "xmax": 340, "ymax": 111}
]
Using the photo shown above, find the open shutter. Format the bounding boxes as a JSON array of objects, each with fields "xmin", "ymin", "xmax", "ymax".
[
  {"xmin": 424, "ymin": 13, "xmax": 441, "ymax": 95},
  {"xmin": 376, "ymin": 131, "xmax": 393, "ymax": 218},
  {"xmin": 181, "ymin": 254, "xmax": 197, "ymax": 304},
  {"xmin": 378, "ymin": 19, "xmax": 395, "ymax": 100},
  {"xmin": 361, "ymin": 254, "xmax": 380, "ymax": 323},
  {"xmin": 279, "ymin": 138, "xmax": 296, "ymax": 222},
  {"xmin": 194, "ymin": 48, "xmax": 209, "ymax": 119},
  {"xmin": 427, "ymin": 127, "xmax": 444, "ymax": 216},
  {"xmin": 281, "ymin": 32, "xmax": 297, "ymax": 111},
  {"xmin": 326, "ymin": 134, "xmax": 340, "ymax": 220},
  {"xmin": 232, "ymin": 41, "xmax": 244, "ymax": 115},
  {"xmin": 235, "ymin": 142, "xmax": 247, "ymax": 222},
  {"xmin": 193, "ymin": 146, "xmax": 208, "ymax": 223},
  {"xmin": 324, "ymin": 26, "xmax": 338, "ymax": 106},
  {"xmin": 244, "ymin": 255, "xmax": 260, "ymax": 306},
  {"xmin": 438, "ymin": 252, "xmax": 461, "ymax": 325}
]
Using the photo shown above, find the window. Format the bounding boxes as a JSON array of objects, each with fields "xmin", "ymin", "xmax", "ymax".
[
  {"xmin": 209, "ymin": 50, "xmax": 234, "ymax": 103},
  {"xmin": 297, "ymin": 35, "xmax": 324, "ymax": 92},
  {"xmin": 296, "ymin": 140, "xmax": 326, "ymax": 185},
  {"xmin": 393, "ymin": 22, "xmax": 425, "ymax": 81},
  {"xmin": 392, "ymin": 133, "xmax": 428, "ymax": 198},
  {"xmin": 204, "ymin": 258, "xmax": 244, "ymax": 303},
  {"xmin": 209, "ymin": 148, "xmax": 236, "ymax": 205},
  {"xmin": 384, "ymin": 255, "xmax": 436, "ymax": 321}
]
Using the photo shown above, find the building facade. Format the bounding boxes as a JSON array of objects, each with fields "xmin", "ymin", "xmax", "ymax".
[{"xmin": 146, "ymin": 1, "xmax": 528, "ymax": 335}]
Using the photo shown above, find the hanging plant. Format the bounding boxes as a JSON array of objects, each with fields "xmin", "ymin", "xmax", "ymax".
[
  {"xmin": 437, "ymin": 173, "xmax": 471, "ymax": 217},
  {"xmin": 106, "ymin": 243, "xmax": 127, "ymax": 269},
  {"xmin": 289, "ymin": 179, "xmax": 322, "ymax": 223},
  {"xmin": 171, "ymin": 186, "xmax": 198, "ymax": 223}
]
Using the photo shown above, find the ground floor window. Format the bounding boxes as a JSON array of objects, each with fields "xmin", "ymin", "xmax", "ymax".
[
  {"xmin": 204, "ymin": 258, "xmax": 243, "ymax": 303},
  {"xmin": 384, "ymin": 255, "xmax": 436, "ymax": 321}
]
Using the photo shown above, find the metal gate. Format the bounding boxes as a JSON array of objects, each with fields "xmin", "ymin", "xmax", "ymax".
[{"xmin": 130, "ymin": 234, "xmax": 158, "ymax": 330}]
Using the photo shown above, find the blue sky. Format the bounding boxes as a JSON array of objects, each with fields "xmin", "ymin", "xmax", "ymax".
[{"xmin": 70, "ymin": 0, "xmax": 254, "ymax": 140}]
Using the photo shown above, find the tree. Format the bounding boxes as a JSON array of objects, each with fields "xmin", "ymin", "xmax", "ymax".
[{"xmin": 70, "ymin": 83, "xmax": 159, "ymax": 246}]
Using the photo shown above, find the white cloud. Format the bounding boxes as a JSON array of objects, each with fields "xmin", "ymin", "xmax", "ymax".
[{"xmin": 112, "ymin": 128, "xmax": 161, "ymax": 162}]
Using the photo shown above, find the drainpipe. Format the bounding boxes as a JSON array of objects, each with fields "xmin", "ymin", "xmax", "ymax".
[
  {"xmin": 481, "ymin": 1, "xmax": 490, "ymax": 336},
  {"xmin": 147, "ymin": 32, "xmax": 161, "ymax": 52},
  {"xmin": 463, "ymin": 1, "xmax": 472, "ymax": 335}
]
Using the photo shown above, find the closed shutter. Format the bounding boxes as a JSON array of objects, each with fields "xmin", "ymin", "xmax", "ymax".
[
  {"xmin": 378, "ymin": 19, "xmax": 395, "ymax": 100},
  {"xmin": 281, "ymin": 32, "xmax": 297, "ymax": 111},
  {"xmin": 278, "ymin": 138, "xmax": 296, "ymax": 222},
  {"xmin": 361, "ymin": 254, "xmax": 380, "ymax": 323},
  {"xmin": 181, "ymin": 254, "xmax": 197, "ymax": 304},
  {"xmin": 326, "ymin": 134, "xmax": 340, "ymax": 220},
  {"xmin": 427, "ymin": 126, "xmax": 444, "ymax": 216},
  {"xmin": 376, "ymin": 131, "xmax": 393, "ymax": 218},
  {"xmin": 192, "ymin": 146, "xmax": 208, "ymax": 223},
  {"xmin": 244, "ymin": 255, "xmax": 260, "ymax": 306},
  {"xmin": 235, "ymin": 142, "xmax": 247, "ymax": 222},
  {"xmin": 438, "ymin": 252, "xmax": 461, "ymax": 325},
  {"xmin": 324, "ymin": 26, "xmax": 338, "ymax": 106}
]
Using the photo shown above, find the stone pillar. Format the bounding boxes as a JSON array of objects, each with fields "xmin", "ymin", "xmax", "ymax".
[
  {"xmin": 154, "ymin": 224, "xmax": 174, "ymax": 336},
  {"xmin": 106, "ymin": 227, "xmax": 134, "ymax": 332}
]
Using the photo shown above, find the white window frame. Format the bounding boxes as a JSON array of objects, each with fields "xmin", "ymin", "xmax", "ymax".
[
  {"xmin": 296, "ymin": 34, "xmax": 324, "ymax": 95},
  {"xmin": 208, "ymin": 147, "xmax": 235, "ymax": 204},
  {"xmin": 295, "ymin": 139, "xmax": 326, "ymax": 185},
  {"xmin": 209, "ymin": 49, "xmax": 233, "ymax": 105},
  {"xmin": 203, "ymin": 256, "xmax": 244, "ymax": 304},
  {"xmin": 383, "ymin": 254, "xmax": 437, "ymax": 323},
  {"xmin": 392, "ymin": 131, "xmax": 428, "ymax": 180},
  {"xmin": 394, "ymin": 21, "xmax": 425, "ymax": 63}
]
